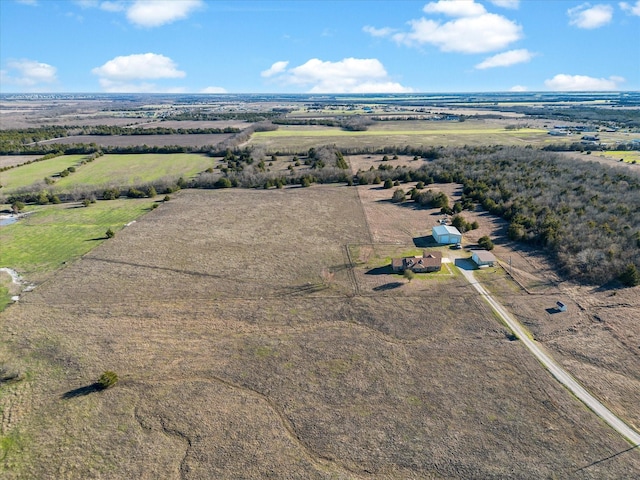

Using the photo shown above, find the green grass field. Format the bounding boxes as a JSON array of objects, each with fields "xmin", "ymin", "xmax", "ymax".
[
  {"xmin": 250, "ymin": 121, "xmax": 551, "ymax": 151},
  {"xmin": 1, "ymin": 154, "xmax": 213, "ymax": 195},
  {"xmin": 0, "ymin": 199, "xmax": 153, "ymax": 275},
  {"xmin": 597, "ymin": 150, "xmax": 640, "ymax": 164},
  {"xmin": 0, "ymin": 155, "xmax": 86, "ymax": 192},
  {"xmin": 52, "ymin": 153, "xmax": 212, "ymax": 190}
]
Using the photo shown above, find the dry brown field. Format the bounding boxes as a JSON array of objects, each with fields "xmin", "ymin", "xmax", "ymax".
[
  {"xmin": 559, "ymin": 151, "xmax": 640, "ymax": 171},
  {"xmin": 0, "ymin": 155, "xmax": 43, "ymax": 169},
  {"xmin": 37, "ymin": 133, "xmax": 233, "ymax": 148},
  {"xmin": 1, "ymin": 186, "xmax": 639, "ymax": 479},
  {"xmin": 137, "ymin": 120, "xmax": 250, "ymax": 130},
  {"xmin": 0, "ymin": 99, "xmax": 154, "ymax": 129}
]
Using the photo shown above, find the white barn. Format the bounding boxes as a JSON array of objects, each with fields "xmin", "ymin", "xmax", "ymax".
[{"xmin": 432, "ymin": 225, "xmax": 462, "ymax": 244}]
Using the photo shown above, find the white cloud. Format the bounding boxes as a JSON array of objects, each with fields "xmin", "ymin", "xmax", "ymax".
[
  {"xmin": 362, "ymin": 25, "xmax": 396, "ymax": 37},
  {"xmin": 489, "ymin": 0, "xmax": 520, "ymax": 8},
  {"xmin": 74, "ymin": 0, "xmax": 98, "ymax": 8},
  {"xmin": 264, "ymin": 58, "xmax": 413, "ymax": 94},
  {"xmin": 568, "ymin": 3, "xmax": 614, "ymax": 29},
  {"xmin": 261, "ymin": 61, "xmax": 289, "ymax": 78},
  {"xmin": 394, "ymin": 12, "xmax": 522, "ymax": 53},
  {"xmin": 509, "ymin": 85, "xmax": 528, "ymax": 92},
  {"xmin": 544, "ymin": 74, "xmax": 625, "ymax": 91},
  {"xmin": 475, "ymin": 49, "xmax": 534, "ymax": 69},
  {"xmin": 423, "ymin": 0, "xmax": 487, "ymax": 17},
  {"xmin": 92, "ymin": 53, "xmax": 185, "ymax": 80},
  {"xmin": 200, "ymin": 86, "xmax": 227, "ymax": 94},
  {"xmin": 92, "ymin": 53, "xmax": 186, "ymax": 92},
  {"xmin": 126, "ymin": 0, "xmax": 203, "ymax": 27},
  {"xmin": 100, "ymin": 1, "xmax": 126, "ymax": 12},
  {"xmin": 620, "ymin": 1, "xmax": 640, "ymax": 15},
  {"xmin": 1, "ymin": 59, "xmax": 57, "ymax": 89}
]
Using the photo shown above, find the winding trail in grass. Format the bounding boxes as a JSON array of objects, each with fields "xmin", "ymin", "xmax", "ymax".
[
  {"xmin": 458, "ymin": 265, "xmax": 640, "ymax": 447},
  {"xmin": 130, "ymin": 375, "xmax": 370, "ymax": 479}
]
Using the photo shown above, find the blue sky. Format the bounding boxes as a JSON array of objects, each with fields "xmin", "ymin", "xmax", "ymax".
[{"xmin": 1, "ymin": 0, "xmax": 639, "ymax": 93}]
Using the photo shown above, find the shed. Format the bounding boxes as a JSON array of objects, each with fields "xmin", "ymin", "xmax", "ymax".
[
  {"xmin": 432, "ymin": 225, "xmax": 462, "ymax": 244},
  {"xmin": 472, "ymin": 250, "xmax": 497, "ymax": 267}
]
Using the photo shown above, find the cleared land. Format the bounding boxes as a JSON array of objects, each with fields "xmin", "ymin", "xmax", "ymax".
[
  {"xmin": 250, "ymin": 120, "xmax": 552, "ymax": 151},
  {"xmin": 36, "ymin": 133, "xmax": 233, "ymax": 148},
  {"xmin": 1, "ymin": 187, "xmax": 638, "ymax": 479},
  {"xmin": 0, "ymin": 198, "xmax": 154, "ymax": 280},
  {"xmin": 0, "ymin": 156, "xmax": 44, "ymax": 169},
  {"xmin": 597, "ymin": 150, "xmax": 640, "ymax": 164},
  {"xmin": 1, "ymin": 153, "xmax": 213, "ymax": 194},
  {"xmin": 249, "ymin": 119, "xmax": 637, "ymax": 153},
  {"xmin": 52, "ymin": 153, "xmax": 212, "ymax": 190},
  {"xmin": 0, "ymin": 155, "xmax": 86, "ymax": 192}
]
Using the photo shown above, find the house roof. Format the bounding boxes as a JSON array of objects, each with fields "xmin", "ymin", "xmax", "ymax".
[
  {"xmin": 472, "ymin": 250, "xmax": 497, "ymax": 262},
  {"xmin": 432, "ymin": 225, "xmax": 461, "ymax": 237},
  {"xmin": 392, "ymin": 251, "xmax": 442, "ymax": 270},
  {"xmin": 421, "ymin": 250, "xmax": 442, "ymax": 266}
]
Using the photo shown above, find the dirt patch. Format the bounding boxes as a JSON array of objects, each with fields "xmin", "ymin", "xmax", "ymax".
[{"xmin": 0, "ymin": 156, "xmax": 43, "ymax": 169}]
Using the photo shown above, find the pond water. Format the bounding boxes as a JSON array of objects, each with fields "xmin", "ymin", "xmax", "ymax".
[{"xmin": 0, "ymin": 216, "xmax": 18, "ymax": 226}]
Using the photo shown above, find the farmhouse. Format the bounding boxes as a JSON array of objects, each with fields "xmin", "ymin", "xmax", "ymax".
[
  {"xmin": 432, "ymin": 225, "xmax": 462, "ymax": 244},
  {"xmin": 472, "ymin": 250, "xmax": 497, "ymax": 267},
  {"xmin": 392, "ymin": 251, "xmax": 442, "ymax": 273}
]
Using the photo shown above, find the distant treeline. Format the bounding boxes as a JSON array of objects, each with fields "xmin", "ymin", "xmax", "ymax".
[
  {"xmin": 0, "ymin": 125, "xmax": 240, "ymax": 154},
  {"xmin": 76, "ymin": 125, "xmax": 240, "ymax": 135},
  {"xmin": 496, "ymin": 106, "xmax": 640, "ymax": 129},
  {"xmin": 273, "ymin": 115, "xmax": 374, "ymax": 131},
  {"xmin": 164, "ymin": 111, "xmax": 281, "ymax": 122}
]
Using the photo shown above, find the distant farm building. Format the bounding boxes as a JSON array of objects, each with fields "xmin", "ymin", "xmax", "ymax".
[
  {"xmin": 392, "ymin": 251, "xmax": 442, "ymax": 273},
  {"xmin": 472, "ymin": 250, "xmax": 497, "ymax": 267},
  {"xmin": 432, "ymin": 225, "xmax": 462, "ymax": 244}
]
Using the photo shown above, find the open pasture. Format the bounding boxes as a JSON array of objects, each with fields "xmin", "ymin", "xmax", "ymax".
[
  {"xmin": 2, "ymin": 154, "xmax": 214, "ymax": 194},
  {"xmin": 0, "ymin": 198, "xmax": 153, "ymax": 278},
  {"xmin": 52, "ymin": 153, "xmax": 213, "ymax": 191},
  {"xmin": 0, "ymin": 155, "xmax": 86, "ymax": 192},
  {"xmin": 596, "ymin": 150, "xmax": 640, "ymax": 164},
  {"xmin": 250, "ymin": 119, "xmax": 551, "ymax": 151},
  {"xmin": 1, "ymin": 187, "xmax": 638, "ymax": 478}
]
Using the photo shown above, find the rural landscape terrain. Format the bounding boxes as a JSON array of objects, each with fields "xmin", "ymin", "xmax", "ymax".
[{"xmin": 1, "ymin": 92, "xmax": 639, "ymax": 478}]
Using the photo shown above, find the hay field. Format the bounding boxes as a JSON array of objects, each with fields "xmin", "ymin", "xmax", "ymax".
[
  {"xmin": 249, "ymin": 119, "xmax": 552, "ymax": 151},
  {"xmin": 1, "ymin": 186, "xmax": 638, "ymax": 479},
  {"xmin": 0, "ymin": 155, "xmax": 86, "ymax": 192},
  {"xmin": 0, "ymin": 199, "xmax": 153, "ymax": 279},
  {"xmin": 52, "ymin": 153, "xmax": 213, "ymax": 190}
]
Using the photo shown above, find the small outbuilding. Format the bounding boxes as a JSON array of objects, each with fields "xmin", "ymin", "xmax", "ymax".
[
  {"xmin": 432, "ymin": 225, "xmax": 462, "ymax": 245},
  {"xmin": 471, "ymin": 250, "xmax": 497, "ymax": 267}
]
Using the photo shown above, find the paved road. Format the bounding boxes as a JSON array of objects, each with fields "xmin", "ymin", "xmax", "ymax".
[{"xmin": 458, "ymin": 265, "xmax": 640, "ymax": 446}]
